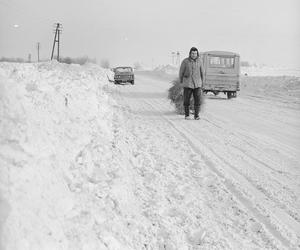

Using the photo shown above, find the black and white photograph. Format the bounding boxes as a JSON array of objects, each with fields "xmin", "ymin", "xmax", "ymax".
[{"xmin": 0, "ymin": 0, "xmax": 299, "ymax": 249}]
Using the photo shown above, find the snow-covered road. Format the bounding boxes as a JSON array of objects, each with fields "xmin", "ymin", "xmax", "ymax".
[{"xmin": 110, "ymin": 71, "xmax": 300, "ymax": 249}]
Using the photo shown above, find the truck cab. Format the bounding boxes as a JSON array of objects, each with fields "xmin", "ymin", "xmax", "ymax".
[{"xmin": 201, "ymin": 51, "xmax": 240, "ymax": 99}]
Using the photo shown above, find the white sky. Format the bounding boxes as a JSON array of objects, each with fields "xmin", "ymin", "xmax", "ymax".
[{"xmin": 0, "ymin": 0, "xmax": 299, "ymax": 68}]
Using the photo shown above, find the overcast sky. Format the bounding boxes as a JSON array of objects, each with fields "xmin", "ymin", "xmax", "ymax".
[{"xmin": 0, "ymin": 0, "xmax": 299, "ymax": 68}]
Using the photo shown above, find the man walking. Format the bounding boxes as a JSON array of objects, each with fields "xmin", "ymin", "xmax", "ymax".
[{"xmin": 179, "ymin": 47, "xmax": 203, "ymax": 120}]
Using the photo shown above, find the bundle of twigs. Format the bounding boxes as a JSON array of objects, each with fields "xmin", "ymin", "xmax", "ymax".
[{"xmin": 168, "ymin": 78, "xmax": 204, "ymax": 114}]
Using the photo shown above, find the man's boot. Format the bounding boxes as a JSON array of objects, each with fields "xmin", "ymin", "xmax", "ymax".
[
  {"xmin": 184, "ymin": 106, "xmax": 191, "ymax": 119},
  {"xmin": 194, "ymin": 105, "xmax": 200, "ymax": 120}
]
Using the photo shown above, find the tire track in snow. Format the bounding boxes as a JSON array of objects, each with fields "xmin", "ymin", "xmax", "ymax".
[
  {"xmin": 111, "ymin": 86, "xmax": 229, "ymax": 248},
  {"xmin": 151, "ymin": 96, "xmax": 300, "ymax": 225},
  {"xmin": 113, "ymin": 77, "xmax": 300, "ymax": 248},
  {"xmin": 114, "ymin": 86, "xmax": 271, "ymax": 249},
  {"xmin": 189, "ymin": 108, "xmax": 300, "ymax": 225},
  {"xmin": 154, "ymin": 97, "xmax": 299, "ymax": 191},
  {"xmin": 205, "ymin": 97, "xmax": 300, "ymax": 161},
  {"xmin": 134, "ymin": 72, "xmax": 300, "ymax": 246},
  {"xmin": 205, "ymin": 114, "xmax": 299, "ymax": 168},
  {"xmin": 143, "ymin": 99, "xmax": 299, "ymax": 250},
  {"xmin": 187, "ymin": 112, "xmax": 300, "ymax": 225}
]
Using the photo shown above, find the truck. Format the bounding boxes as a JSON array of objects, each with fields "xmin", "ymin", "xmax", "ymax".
[{"xmin": 200, "ymin": 51, "xmax": 240, "ymax": 99}]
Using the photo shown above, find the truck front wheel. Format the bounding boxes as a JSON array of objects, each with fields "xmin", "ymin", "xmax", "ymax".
[
  {"xmin": 227, "ymin": 92, "xmax": 232, "ymax": 99},
  {"xmin": 227, "ymin": 91, "xmax": 237, "ymax": 99}
]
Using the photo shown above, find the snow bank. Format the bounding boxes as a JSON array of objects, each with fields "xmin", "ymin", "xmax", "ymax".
[
  {"xmin": 241, "ymin": 66, "xmax": 300, "ymax": 77},
  {"xmin": 240, "ymin": 76, "xmax": 300, "ymax": 101},
  {"xmin": 0, "ymin": 61, "xmax": 115, "ymax": 249}
]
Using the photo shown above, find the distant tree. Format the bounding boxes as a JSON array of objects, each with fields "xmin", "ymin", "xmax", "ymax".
[
  {"xmin": 0, "ymin": 57, "xmax": 25, "ymax": 63},
  {"xmin": 61, "ymin": 57, "xmax": 72, "ymax": 64},
  {"xmin": 75, "ymin": 56, "xmax": 89, "ymax": 65},
  {"xmin": 100, "ymin": 59, "xmax": 110, "ymax": 69}
]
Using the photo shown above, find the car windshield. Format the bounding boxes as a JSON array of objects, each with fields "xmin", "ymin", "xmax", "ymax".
[
  {"xmin": 115, "ymin": 67, "xmax": 132, "ymax": 73},
  {"xmin": 209, "ymin": 56, "xmax": 235, "ymax": 68}
]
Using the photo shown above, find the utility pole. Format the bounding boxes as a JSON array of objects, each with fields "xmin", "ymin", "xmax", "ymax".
[
  {"xmin": 51, "ymin": 23, "xmax": 62, "ymax": 61},
  {"xmin": 28, "ymin": 53, "xmax": 31, "ymax": 63},
  {"xmin": 176, "ymin": 51, "xmax": 180, "ymax": 65},
  {"xmin": 57, "ymin": 27, "xmax": 60, "ymax": 61},
  {"xmin": 171, "ymin": 51, "xmax": 175, "ymax": 65},
  {"xmin": 36, "ymin": 42, "xmax": 40, "ymax": 62}
]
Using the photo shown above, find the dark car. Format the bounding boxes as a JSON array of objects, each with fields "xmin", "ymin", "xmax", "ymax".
[{"xmin": 114, "ymin": 66, "xmax": 134, "ymax": 85}]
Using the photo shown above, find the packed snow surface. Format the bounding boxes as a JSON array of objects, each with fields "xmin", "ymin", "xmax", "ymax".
[{"xmin": 0, "ymin": 62, "xmax": 299, "ymax": 250}]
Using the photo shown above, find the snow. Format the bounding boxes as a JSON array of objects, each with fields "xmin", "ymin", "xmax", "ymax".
[
  {"xmin": 153, "ymin": 64, "xmax": 300, "ymax": 78},
  {"xmin": 154, "ymin": 65, "xmax": 179, "ymax": 76},
  {"xmin": 0, "ymin": 62, "xmax": 115, "ymax": 249},
  {"xmin": 1, "ymin": 61, "xmax": 300, "ymax": 249},
  {"xmin": 241, "ymin": 66, "xmax": 300, "ymax": 77}
]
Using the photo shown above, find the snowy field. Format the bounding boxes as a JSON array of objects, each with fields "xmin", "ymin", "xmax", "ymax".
[{"xmin": 0, "ymin": 62, "xmax": 300, "ymax": 249}]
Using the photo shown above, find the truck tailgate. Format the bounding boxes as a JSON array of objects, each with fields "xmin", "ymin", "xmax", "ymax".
[{"xmin": 204, "ymin": 74, "xmax": 240, "ymax": 91}]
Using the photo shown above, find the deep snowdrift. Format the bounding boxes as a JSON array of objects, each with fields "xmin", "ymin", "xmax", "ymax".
[{"xmin": 0, "ymin": 62, "xmax": 117, "ymax": 249}]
